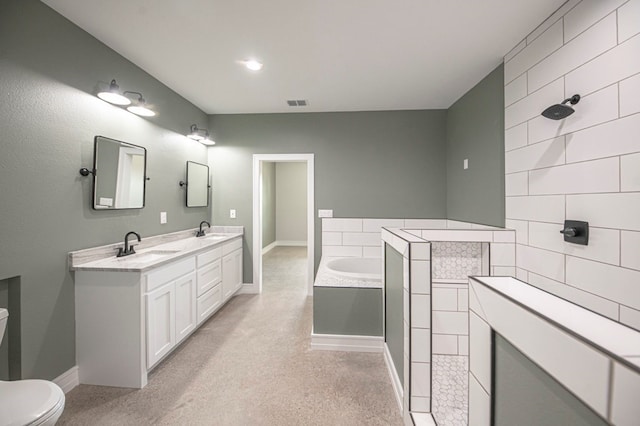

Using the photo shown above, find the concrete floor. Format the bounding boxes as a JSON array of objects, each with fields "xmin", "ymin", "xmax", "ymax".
[{"xmin": 59, "ymin": 246, "xmax": 402, "ymax": 425}]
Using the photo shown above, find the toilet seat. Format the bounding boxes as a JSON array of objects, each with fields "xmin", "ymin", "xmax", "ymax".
[{"xmin": 0, "ymin": 380, "xmax": 65, "ymax": 426}]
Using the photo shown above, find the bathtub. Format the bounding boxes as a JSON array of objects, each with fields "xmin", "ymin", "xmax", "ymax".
[{"xmin": 325, "ymin": 257, "xmax": 382, "ymax": 281}]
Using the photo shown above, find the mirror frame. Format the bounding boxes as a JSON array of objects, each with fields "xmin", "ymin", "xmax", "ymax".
[
  {"xmin": 92, "ymin": 136, "xmax": 147, "ymax": 210},
  {"xmin": 186, "ymin": 161, "xmax": 210, "ymax": 208}
]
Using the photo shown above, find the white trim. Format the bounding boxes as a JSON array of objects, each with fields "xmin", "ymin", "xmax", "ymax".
[
  {"xmin": 252, "ymin": 154, "xmax": 315, "ymax": 296},
  {"xmin": 384, "ymin": 343, "xmax": 404, "ymax": 413},
  {"xmin": 262, "ymin": 240, "xmax": 307, "ymax": 255},
  {"xmin": 238, "ymin": 283, "xmax": 259, "ymax": 294},
  {"xmin": 261, "ymin": 241, "xmax": 278, "ymax": 254},
  {"xmin": 275, "ymin": 240, "xmax": 307, "ymax": 247},
  {"xmin": 310, "ymin": 333, "xmax": 383, "ymax": 352},
  {"xmin": 53, "ymin": 365, "xmax": 79, "ymax": 394}
]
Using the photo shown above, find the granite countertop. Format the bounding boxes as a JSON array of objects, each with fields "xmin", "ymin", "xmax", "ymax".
[
  {"xmin": 313, "ymin": 256, "xmax": 383, "ymax": 289},
  {"xmin": 69, "ymin": 227, "xmax": 243, "ymax": 273}
]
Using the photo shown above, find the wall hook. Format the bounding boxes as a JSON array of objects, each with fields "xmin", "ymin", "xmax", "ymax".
[{"xmin": 79, "ymin": 167, "xmax": 95, "ymax": 176}]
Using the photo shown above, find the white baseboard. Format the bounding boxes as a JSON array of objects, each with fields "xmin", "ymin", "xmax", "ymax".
[
  {"xmin": 238, "ymin": 283, "xmax": 259, "ymax": 294},
  {"xmin": 53, "ymin": 365, "xmax": 79, "ymax": 394},
  {"xmin": 384, "ymin": 343, "xmax": 403, "ymax": 413},
  {"xmin": 310, "ymin": 333, "xmax": 383, "ymax": 352},
  {"xmin": 277, "ymin": 240, "xmax": 307, "ymax": 247},
  {"xmin": 262, "ymin": 240, "xmax": 307, "ymax": 254},
  {"xmin": 262, "ymin": 241, "xmax": 278, "ymax": 254}
]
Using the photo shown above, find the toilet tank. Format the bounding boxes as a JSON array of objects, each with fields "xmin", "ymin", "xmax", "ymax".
[{"xmin": 0, "ymin": 309, "xmax": 7, "ymax": 344}]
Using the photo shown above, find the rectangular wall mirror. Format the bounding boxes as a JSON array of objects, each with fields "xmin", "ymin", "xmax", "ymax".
[
  {"xmin": 186, "ymin": 161, "xmax": 209, "ymax": 207},
  {"xmin": 93, "ymin": 136, "xmax": 146, "ymax": 210}
]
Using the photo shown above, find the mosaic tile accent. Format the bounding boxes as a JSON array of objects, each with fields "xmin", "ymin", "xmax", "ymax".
[
  {"xmin": 432, "ymin": 354, "xmax": 468, "ymax": 426},
  {"xmin": 432, "ymin": 242, "xmax": 482, "ymax": 280}
]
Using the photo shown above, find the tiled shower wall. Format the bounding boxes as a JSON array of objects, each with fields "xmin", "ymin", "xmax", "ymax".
[{"xmin": 504, "ymin": 0, "xmax": 640, "ymax": 330}]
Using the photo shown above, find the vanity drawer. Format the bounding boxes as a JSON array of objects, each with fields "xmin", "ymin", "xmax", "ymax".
[
  {"xmin": 197, "ymin": 259, "xmax": 221, "ymax": 297},
  {"xmin": 145, "ymin": 257, "xmax": 195, "ymax": 293},
  {"xmin": 196, "ymin": 284, "xmax": 222, "ymax": 325},
  {"xmin": 196, "ymin": 247, "xmax": 222, "ymax": 268},
  {"xmin": 222, "ymin": 238, "xmax": 242, "ymax": 255}
]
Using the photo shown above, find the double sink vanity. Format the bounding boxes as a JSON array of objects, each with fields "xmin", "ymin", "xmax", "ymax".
[{"xmin": 69, "ymin": 226, "xmax": 243, "ymax": 388}]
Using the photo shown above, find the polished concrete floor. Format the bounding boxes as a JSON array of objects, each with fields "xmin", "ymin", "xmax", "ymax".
[{"xmin": 59, "ymin": 246, "xmax": 402, "ymax": 425}]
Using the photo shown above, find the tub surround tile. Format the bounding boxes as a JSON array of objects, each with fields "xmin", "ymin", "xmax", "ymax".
[
  {"xmin": 313, "ymin": 256, "xmax": 382, "ymax": 289},
  {"xmin": 322, "ymin": 218, "xmax": 363, "ymax": 232}
]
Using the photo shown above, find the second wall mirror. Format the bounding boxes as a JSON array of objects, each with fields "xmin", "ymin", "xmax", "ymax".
[{"xmin": 185, "ymin": 161, "xmax": 210, "ymax": 207}]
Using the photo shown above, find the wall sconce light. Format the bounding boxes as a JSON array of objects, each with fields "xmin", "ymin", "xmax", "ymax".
[
  {"xmin": 187, "ymin": 124, "xmax": 215, "ymax": 146},
  {"xmin": 125, "ymin": 92, "xmax": 156, "ymax": 117},
  {"xmin": 97, "ymin": 79, "xmax": 156, "ymax": 116},
  {"xmin": 97, "ymin": 79, "xmax": 131, "ymax": 105}
]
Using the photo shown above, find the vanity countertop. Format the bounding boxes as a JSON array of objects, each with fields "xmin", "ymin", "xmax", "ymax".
[{"xmin": 69, "ymin": 227, "xmax": 243, "ymax": 273}]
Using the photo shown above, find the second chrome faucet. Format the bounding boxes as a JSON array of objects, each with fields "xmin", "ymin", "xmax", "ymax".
[{"xmin": 196, "ymin": 221, "xmax": 210, "ymax": 237}]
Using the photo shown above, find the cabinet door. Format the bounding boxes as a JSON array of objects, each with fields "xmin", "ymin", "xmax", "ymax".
[
  {"xmin": 233, "ymin": 249, "xmax": 243, "ymax": 293},
  {"xmin": 175, "ymin": 271, "xmax": 197, "ymax": 344},
  {"xmin": 146, "ymin": 282, "xmax": 176, "ymax": 368},
  {"xmin": 222, "ymin": 252, "xmax": 236, "ymax": 301}
]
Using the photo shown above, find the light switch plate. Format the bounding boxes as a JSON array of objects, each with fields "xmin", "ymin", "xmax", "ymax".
[
  {"xmin": 160, "ymin": 212, "xmax": 167, "ymax": 224},
  {"xmin": 230, "ymin": 209, "xmax": 236, "ymax": 219},
  {"xmin": 464, "ymin": 159, "xmax": 469, "ymax": 170},
  {"xmin": 318, "ymin": 209, "xmax": 333, "ymax": 218}
]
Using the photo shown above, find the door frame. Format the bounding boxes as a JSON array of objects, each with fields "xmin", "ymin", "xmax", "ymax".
[{"xmin": 252, "ymin": 153, "xmax": 315, "ymax": 295}]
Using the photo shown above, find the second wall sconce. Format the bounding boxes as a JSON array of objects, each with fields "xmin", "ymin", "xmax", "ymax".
[
  {"xmin": 187, "ymin": 124, "xmax": 215, "ymax": 146},
  {"xmin": 97, "ymin": 79, "xmax": 156, "ymax": 117}
]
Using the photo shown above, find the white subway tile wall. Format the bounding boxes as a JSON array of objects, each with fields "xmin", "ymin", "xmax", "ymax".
[{"xmin": 504, "ymin": 0, "xmax": 640, "ymax": 331}]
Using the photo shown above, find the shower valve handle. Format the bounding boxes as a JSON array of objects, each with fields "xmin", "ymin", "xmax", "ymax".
[{"xmin": 560, "ymin": 227, "xmax": 577, "ymax": 237}]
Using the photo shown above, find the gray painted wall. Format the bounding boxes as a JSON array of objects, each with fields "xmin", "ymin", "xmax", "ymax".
[
  {"xmin": 313, "ymin": 287, "xmax": 382, "ymax": 336},
  {"xmin": 0, "ymin": 0, "xmax": 209, "ymax": 379},
  {"xmin": 209, "ymin": 110, "xmax": 447, "ymax": 281},
  {"xmin": 261, "ymin": 162, "xmax": 276, "ymax": 248},
  {"xmin": 446, "ymin": 64, "xmax": 505, "ymax": 227},
  {"xmin": 275, "ymin": 162, "xmax": 307, "ymax": 243}
]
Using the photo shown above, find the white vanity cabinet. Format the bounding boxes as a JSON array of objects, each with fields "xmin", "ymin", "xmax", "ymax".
[{"xmin": 73, "ymin": 235, "xmax": 243, "ymax": 389}]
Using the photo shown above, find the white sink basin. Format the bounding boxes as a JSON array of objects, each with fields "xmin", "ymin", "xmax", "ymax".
[
  {"xmin": 122, "ymin": 250, "xmax": 180, "ymax": 263},
  {"xmin": 202, "ymin": 234, "xmax": 227, "ymax": 240}
]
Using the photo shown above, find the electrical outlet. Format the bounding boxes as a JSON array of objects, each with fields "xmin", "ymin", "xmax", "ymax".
[
  {"xmin": 464, "ymin": 158, "xmax": 469, "ymax": 170},
  {"xmin": 318, "ymin": 209, "xmax": 333, "ymax": 218},
  {"xmin": 160, "ymin": 212, "xmax": 167, "ymax": 224},
  {"xmin": 230, "ymin": 209, "xmax": 236, "ymax": 219}
]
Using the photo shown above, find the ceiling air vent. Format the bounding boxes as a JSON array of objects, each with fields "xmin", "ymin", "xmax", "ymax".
[{"xmin": 286, "ymin": 99, "xmax": 308, "ymax": 107}]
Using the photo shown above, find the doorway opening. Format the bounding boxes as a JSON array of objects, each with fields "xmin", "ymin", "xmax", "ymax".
[{"xmin": 252, "ymin": 154, "xmax": 314, "ymax": 295}]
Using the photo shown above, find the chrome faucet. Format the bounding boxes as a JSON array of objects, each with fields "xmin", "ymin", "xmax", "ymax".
[
  {"xmin": 196, "ymin": 221, "xmax": 210, "ymax": 237},
  {"xmin": 117, "ymin": 231, "xmax": 141, "ymax": 257}
]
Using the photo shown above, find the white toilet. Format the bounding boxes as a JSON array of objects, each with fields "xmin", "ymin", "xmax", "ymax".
[{"xmin": 0, "ymin": 309, "xmax": 65, "ymax": 425}]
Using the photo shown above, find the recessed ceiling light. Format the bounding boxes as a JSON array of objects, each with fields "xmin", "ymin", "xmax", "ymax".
[{"xmin": 244, "ymin": 59, "xmax": 263, "ymax": 71}]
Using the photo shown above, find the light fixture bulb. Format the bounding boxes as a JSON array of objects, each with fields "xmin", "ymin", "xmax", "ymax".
[
  {"xmin": 127, "ymin": 105, "xmax": 156, "ymax": 117},
  {"xmin": 188, "ymin": 133, "xmax": 204, "ymax": 141},
  {"xmin": 244, "ymin": 59, "xmax": 263, "ymax": 71},
  {"xmin": 97, "ymin": 79, "xmax": 131, "ymax": 105},
  {"xmin": 201, "ymin": 138, "xmax": 216, "ymax": 146}
]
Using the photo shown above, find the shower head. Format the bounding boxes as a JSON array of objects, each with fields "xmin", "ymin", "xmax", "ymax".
[{"xmin": 541, "ymin": 94, "xmax": 581, "ymax": 120}]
